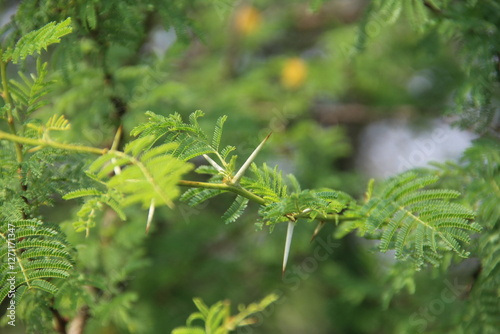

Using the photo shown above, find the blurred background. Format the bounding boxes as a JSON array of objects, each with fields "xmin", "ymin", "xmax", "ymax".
[{"xmin": 0, "ymin": 0, "xmax": 484, "ymax": 333}]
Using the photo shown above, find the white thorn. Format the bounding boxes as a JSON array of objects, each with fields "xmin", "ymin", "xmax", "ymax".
[
  {"xmin": 112, "ymin": 158, "xmax": 121, "ymax": 175},
  {"xmin": 146, "ymin": 198, "xmax": 155, "ymax": 234},
  {"xmin": 111, "ymin": 126, "xmax": 123, "ymax": 175},
  {"xmin": 232, "ymin": 133, "xmax": 271, "ymax": 185},
  {"xmin": 203, "ymin": 154, "xmax": 224, "ymax": 173},
  {"xmin": 282, "ymin": 221, "xmax": 295, "ymax": 275},
  {"xmin": 310, "ymin": 221, "xmax": 325, "ymax": 242}
]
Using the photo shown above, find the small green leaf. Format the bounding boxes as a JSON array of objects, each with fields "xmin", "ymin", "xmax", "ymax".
[
  {"xmin": 192, "ymin": 298, "xmax": 210, "ymax": 318},
  {"xmin": 205, "ymin": 301, "xmax": 227, "ymax": 332},
  {"xmin": 186, "ymin": 312, "xmax": 205, "ymax": 327},
  {"xmin": 5, "ymin": 18, "xmax": 72, "ymax": 63},
  {"xmin": 222, "ymin": 196, "xmax": 249, "ymax": 224},
  {"xmin": 63, "ymin": 188, "xmax": 102, "ymax": 200}
]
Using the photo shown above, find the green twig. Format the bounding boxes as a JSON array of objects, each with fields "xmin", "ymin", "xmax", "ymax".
[
  {"xmin": 0, "ymin": 130, "xmax": 107, "ymax": 155},
  {"xmin": 296, "ymin": 210, "xmax": 358, "ymax": 222},
  {"xmin": 178, "ymin": 180, "xmax": 266, "ymax": 206}
]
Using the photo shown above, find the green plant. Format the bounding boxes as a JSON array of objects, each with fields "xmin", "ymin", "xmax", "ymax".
[
  {"xmin": 0, "ymin": 1, "xmax": 499, "ymax": 333},
  {"xmin": 0, "ymin": 17, "xmax": 480, "ymax": 330},
  {"xmin": 172, "ymin": 294, "xmax": 279, "ymax": 334}
]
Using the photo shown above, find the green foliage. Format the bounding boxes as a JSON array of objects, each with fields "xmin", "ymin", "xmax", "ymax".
[
  {"xmin": 61, "ymin": 135, "xmax": 193, "ymax": 233},
  {"xmin": 359, "ymin": 0, "xmax": 500, "ymax": 134},
  {"xmin": 360, "ymin": 0, "xmax": 432, "ymax": 39},
  {"xmin": 86, "ymin": 136, "xmax": 193, "ymax": 209},
  {"xmin": 132, "ymin": 111, "xmax": 236, "ymax": 177},
  {"xmin": 460, "ymin": 138, "xmax": 500, "ymax": 228},
  {"xmin": 139, "ymin": 112, "xmax": 479, "ymax": 271},
  {"xmin": 172, "ymin": 294, "xmax": 279, "ymax": 334},
  {"xmin": 257, "ymin": 186, "xmax": 353, "ymax": 228},
  {"xmin": 63, "ymin": 188, "xmax": 125, "ymax": 236},
  {"xmin": 242, "ymin": 163, "xmax": 288, "ymax": 203},
  {"xmin": 0, "ymin": 1, "xmax": 498, "ymax": 333},
  {"xmin": 465, "ymin": 231, "xmax": 500, "ymax": 333},
  {"xmin": 181, "ymin": 187, "xmax": 225, "ymax": 207},
  {"xmin": 430, "ymin": 137, "xmax": 500, "ymax": 331},
  {"xmin": 0, "ymin": 219, "xmax": 74, "ymax": 304},
  {"xmin": 360, "ymin": 172, "xmax": 480, "ymax": 268},
  {"xmin": 221, "ymin": 196, "xmax": 249, "ymax": 224},
  {"xmin": 8, "ymin": 59, "xmax": 54, "ymax": 116},
  {"xmin": 2, "ymin": 18, "xmax": 72, "ymax": 64},
  {"xmin": 403, "ymin": 0, "xmax": 429, "ymax": 31}
]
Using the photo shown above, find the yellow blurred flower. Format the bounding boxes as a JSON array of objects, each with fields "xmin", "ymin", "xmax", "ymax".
[
  {"xmin": 235, "ymin": 5, "xmax": 261, "ymax": 35},
  {"xmin": 281, "ymin": 58, "xmax": 307, "ymax": 89}
]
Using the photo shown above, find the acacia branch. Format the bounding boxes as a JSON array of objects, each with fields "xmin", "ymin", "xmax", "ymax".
[
  {"xmin": 177, "ymin": 180, "xmax": 359, "ymax": 222},
  {"xmin": 49, "ymin": 306, "xmax": 68, "ymax": 334},
  {"xmin": 0, "ymin": 131, "xmax": 359, "ymax": 223}
]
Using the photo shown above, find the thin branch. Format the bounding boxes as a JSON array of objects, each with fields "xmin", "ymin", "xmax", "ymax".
[
  {"xmin": 178, "ymin": 180, "xmax": 266, "ymax": 206},
  {"xmin": 296, "ymin": 209, "xmax": 358, "ymax": 222},
  {"xmin": 49, "ymin": 306, "xmax": 68, "ymax": 334},
  {"xmin": 0, "ymin": 130, "xmax": 107, "ymax": 155},
  {"xmin": 423, "ymin": 0, "xmax": 442, "ymax": 15}
]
